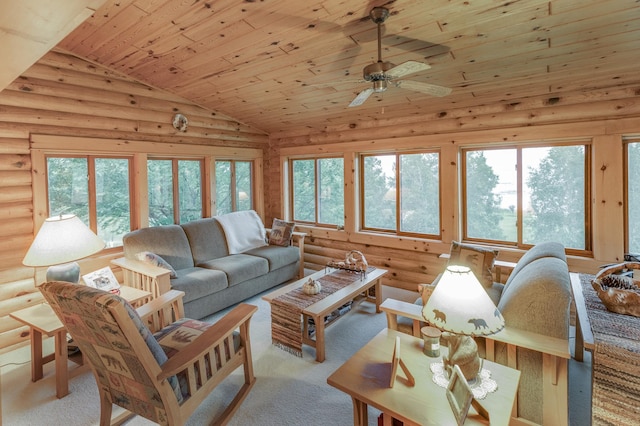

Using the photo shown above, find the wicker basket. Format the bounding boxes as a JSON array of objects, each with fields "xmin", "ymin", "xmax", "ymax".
[{"xmin": 591, "ymin": 262, "xmax": 640, "ymax": 317}]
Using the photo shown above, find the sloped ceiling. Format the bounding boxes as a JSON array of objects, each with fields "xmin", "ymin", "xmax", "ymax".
[{"xmin": 21, "ymin": 1, "xmax": 640, "ymax": 134}]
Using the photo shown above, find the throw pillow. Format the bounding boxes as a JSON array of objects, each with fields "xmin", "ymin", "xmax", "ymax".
[
  {"xmin": 269, "ymin": 218, "xmax": 295, "ymax": 247},
  {"xmin": 447, "ymin": 241, "xmax": 498, "ymax": 288},
  {"xmin": 136, "ymin": 251, "xmax": 177, "ymax": 278}
]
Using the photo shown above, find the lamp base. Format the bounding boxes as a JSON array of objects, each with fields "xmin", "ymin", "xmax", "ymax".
[
  {"xmin": 46, "ymin": 262, "xmax": 81, "ymax": 284},
  {"xmin": 442, "ymin": 333, "xmax": 481, "ymax": 381}
]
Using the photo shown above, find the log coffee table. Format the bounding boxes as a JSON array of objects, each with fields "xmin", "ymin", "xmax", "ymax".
[{"xmin": 263, "ymin": 267, "xmax": 387, "ymax": 362}]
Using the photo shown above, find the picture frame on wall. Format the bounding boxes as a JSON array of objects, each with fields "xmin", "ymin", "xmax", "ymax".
[{"xmin": 82, "ymin": 266, "xmax": 121, "ymax": 293}]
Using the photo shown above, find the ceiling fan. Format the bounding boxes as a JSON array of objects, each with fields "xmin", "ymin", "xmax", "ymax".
[{"xmin": 348, "ymin": 7, "xmax": 451, "ymax": 107}]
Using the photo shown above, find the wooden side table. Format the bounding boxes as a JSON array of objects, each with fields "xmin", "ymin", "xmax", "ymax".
[
  {"xmin": 9, "ymin": 286, "xmax": 151, "ymax": 398},
  {"xmin": 328, "ymin": 328, "xmax": 521, "ymax": 426}
]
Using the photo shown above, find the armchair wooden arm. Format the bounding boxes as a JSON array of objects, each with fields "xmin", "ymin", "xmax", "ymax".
[
  {"xmin": 112, "ymin": 257, "xmax": 171, "ymax": 299},
  {"xmin": 380, "ymin": 298, "xmax": 424, "ymax": 337},
  {"xmin": 136, "ymin": 290, "xmax": 186, "ymax": 333}
]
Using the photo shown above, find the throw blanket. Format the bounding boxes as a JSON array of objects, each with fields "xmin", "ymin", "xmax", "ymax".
[
  {"xmin": 271, "ymin": 268, "xmax": 375, "ymax": 356},
  {"xmin": 579, "ymin": 274, "xmax": 640, "ymax": 425},
  {"xmin": 216, "ymin": 210, "xmax": 267, "ymax": 254}
]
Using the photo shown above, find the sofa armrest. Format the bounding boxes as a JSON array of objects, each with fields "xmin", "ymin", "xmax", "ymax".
[
  {"xmin": 111, "ymin": 257, "xmax": 171, "ymax": 299},
  {"xmin": 483, "ymin": 326, "xmax": 570, "ymax": 426},
  {"xmin": 380, "ymin": 298, "xmax": 424, "ymax": 337},
  {"xmin": 265, "ymin": 229, "xmax": 306, "ymax": 278}
]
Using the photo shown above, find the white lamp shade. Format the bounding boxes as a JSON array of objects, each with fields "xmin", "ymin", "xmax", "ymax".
[
  {"xmin": 23, "ymin": 214, "xmax": 105, "ymax": 267},
  {"xmin": 422, "ymin": 265, "xmax": 505, "ymax": 336}
]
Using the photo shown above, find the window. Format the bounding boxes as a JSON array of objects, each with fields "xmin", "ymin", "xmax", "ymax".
[
  {"xmin": 462, "ymin": 143, "xmax": 590, "ymax": 251},
  {"xmin": 215, "ymin": 160, "xmax": 253, "ymax": 215},
  {"xmin": 627, "ymin": 141, "xmax": 640, "ymax": 253},
  {"xmin": 148, "ymin": 158, "xmax": 203, "ymax": 226},
  {"xmin": 46, "ymin": 156, "xmax": 132, "ymax": 248},
  {"xmin": 290, "ymin": 157, "xmax": 344, "ymax": 227},
  {"xmin": 360, "ymin": 151, "xmax": 440, "ymax": 237}
]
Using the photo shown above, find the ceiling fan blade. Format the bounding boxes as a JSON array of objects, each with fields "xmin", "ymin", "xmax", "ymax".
[
  {"xmin": 394, "ymin": 80, "xmax": 452, "ymax": 97},
  {"xmin": 348, "ymin": 88, "xmax": 374, "ymax": 107},
  {"xmin": 386, "ymin": 60, "xmax": 431, "ymax": 79}
]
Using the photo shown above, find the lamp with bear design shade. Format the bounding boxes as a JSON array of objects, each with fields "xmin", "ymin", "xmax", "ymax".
[{"xmin": 422, "ymin": 264, "xmax": 505, "ymax": 380}]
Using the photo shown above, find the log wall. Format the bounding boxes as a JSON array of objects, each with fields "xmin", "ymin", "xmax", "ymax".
[
  {"xmin": 0, "ymin": 49, "xmax": 267, "ymax": 354},
  {"xmin": 267, "ymin": 86, "xmax": 640, "ymax": 292}
]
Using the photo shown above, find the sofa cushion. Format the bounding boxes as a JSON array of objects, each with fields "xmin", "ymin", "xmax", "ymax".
[
  {"xmin": 505, "ymin": 241, "xmax": 566, "ymax": 288},
  {"xmin": 269, "ymin": 218, "xmax": 295, "ymax": 247},
  {"xmin": 198, "ymin": 254, "xmax": 269, "ymax": 286},
  {"xmin": 123, "ymin": 225, "xmax": 194, "ymax": 270},
  {"xmin": 181, "ymin": 218, "xmax": 230, "ymax": 263},
  {"xmin": 244, "ymin": 245, "xmax": 299, "ymax": 271},
  {"xmin": 448, "ymin": 241, "xmax": 498, "ymax": 288},
  {"xmin": 498, "ymin": 257, "xmax": 571, "ymax": 338},
  {"xmin": 170, "ymin": 267, "xmax": 228, "ymax": 304}
]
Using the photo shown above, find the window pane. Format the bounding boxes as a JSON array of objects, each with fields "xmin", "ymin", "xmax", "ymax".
[
  {"xmin": 236, "ymin": 161, "xmax": 252, "ymax": 211},
  {"xmin": 148, "ymin": 160, "xmax": 174, "ymax": 226},
  {"xmin": 318, "ymin": 158, "xmax": 344, "ymax": 226},
  {"xmin": 363, "ymin": 155, "xmax": 395, "ymax": 230},
  {"xmin": 465, "ymin": 149, "xmax": 516, "ymax": 241},
  {"xmin": 178, "ymin": 160, "xmax": 202, "ymax": 223},
  {"xmin": 630, "ymin": 143, "xmax": 640, "ymax": 253},
  {"xmin": 216, "ymin": 161, "xmax": 232, "ymax": 215},
  {"xmin": 523, "ymin": 145, "xmax": 586, "ymax": 249},
  {"xmin": 292, "ymin": 159, "xmax": 316, "ymax": 222},
  {"xmin": 399, "ymin": 153, "xmax": 439, "ymax": 235},
  {"xmin": 47, "ymin": 157, "xmax": 89, "ymax": 223},
  {"xmin": 95, "ymin": 158, "xmax": 130, "ymax": 247}
]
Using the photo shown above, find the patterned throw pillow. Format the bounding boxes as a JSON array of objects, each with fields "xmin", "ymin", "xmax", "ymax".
[
  {"xmin": 136, "ymin": 251, "xmax": 177, "ymax": 278},
  {"xmin": 268, "ymin": 218, "xmax": 295, "ymax": 247},
  {"xmin": 447, "ymin": 241, "xmax": 498, "ymax": 288}
]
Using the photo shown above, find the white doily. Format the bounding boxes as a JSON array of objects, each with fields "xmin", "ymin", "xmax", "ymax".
[{"xmin": 430, "ymin": 361, "xmax": 498, "ymax": 399}]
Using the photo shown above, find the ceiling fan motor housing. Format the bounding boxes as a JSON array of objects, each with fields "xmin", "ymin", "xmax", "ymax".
[{"xmin": 363, "ymin": 61, "xmax": 396, "ymax": 81}]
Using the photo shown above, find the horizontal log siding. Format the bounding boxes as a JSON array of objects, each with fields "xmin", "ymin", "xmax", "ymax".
[
  {"xmin": 0, "ymin": 50, "xmax": 266, "ymax": 354},
  {"xmin": 267, "ymin": 88, "xmax": 640, "ymax": 293}
]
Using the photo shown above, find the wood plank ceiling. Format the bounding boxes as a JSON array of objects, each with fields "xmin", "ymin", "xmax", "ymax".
[{"xmin": 56, "ymin": 0, "xmax": 640, "ymax": 136}]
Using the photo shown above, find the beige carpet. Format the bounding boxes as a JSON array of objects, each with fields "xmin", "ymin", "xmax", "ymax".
[{"xmin": 0, "ymin": 285, "xmax": 591, "ymax": 425}]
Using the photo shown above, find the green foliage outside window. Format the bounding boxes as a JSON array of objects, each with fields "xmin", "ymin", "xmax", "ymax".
[
  {"xmin": 215, "ymin": 160, "xmax": 253, "ymax": 215},
  {"xmin": 292, "ymin": 158, "xmax": 344, "ymax": 226},
  {"xmin": 148, "ymin": 160, "xmax": 174, "ymax": 226}
]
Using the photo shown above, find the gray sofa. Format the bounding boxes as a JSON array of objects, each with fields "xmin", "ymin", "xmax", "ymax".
[
  {"xmin": 382, "ymin": 241, "xmax": 572, "ymax": 426},
  {"xmin": 112, "ymin": 215, "xmax": 304, "ymax": 319}
]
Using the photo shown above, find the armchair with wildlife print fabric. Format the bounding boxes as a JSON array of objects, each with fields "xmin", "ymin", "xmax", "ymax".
[{"xmin": 40, "ymin": 281, "xmax": 257, "ymax": 426}]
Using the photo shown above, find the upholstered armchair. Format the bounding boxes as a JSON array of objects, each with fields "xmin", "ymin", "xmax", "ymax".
[{"xmin": 39, "ymin": 281, "xmax": 257, "ymax": 426}]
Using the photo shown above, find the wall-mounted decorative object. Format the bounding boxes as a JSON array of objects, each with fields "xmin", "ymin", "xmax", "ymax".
[{"xmin": 172, "ymin": 113, "xmax": 188, "ymax": 132}]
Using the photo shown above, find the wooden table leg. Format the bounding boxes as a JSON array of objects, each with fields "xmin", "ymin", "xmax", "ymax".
[
  {"xmin": 30, "ymin": 328, "xmax": 43, "ymax": 382},
  {"xmin": 54, "ymin": 330, "xmax": 69, "ymax": 398},
  {"xmin": 314, "ymin": 314, "xmax": 326, "ymax": 363},
  {"xmin": 375, "ymin": 279, "xmax": 382, "ymax": 313},
  {"xmin": 351, "ymin": 397, "xmax": 368, "ymax": 426},
  {"xmin": 574, "ymin": 313, "xmax": 584, "ymax": 362}
]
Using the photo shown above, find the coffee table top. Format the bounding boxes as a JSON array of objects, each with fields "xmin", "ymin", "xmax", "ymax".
[
  {"xmin": 262, "ymin": 267, "xmax": 386, "ymax": 315},
  {"xmin": 327, "ymin": 328, "xmax": 521, "ymax": 426}
]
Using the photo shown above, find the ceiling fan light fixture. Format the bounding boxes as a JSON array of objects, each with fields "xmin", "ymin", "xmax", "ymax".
[{"xmin": 373, "ymin": 80, "xmax": 387, "ymax": 93}]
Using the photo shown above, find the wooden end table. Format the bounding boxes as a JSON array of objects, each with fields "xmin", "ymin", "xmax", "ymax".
[
  {"xmin": 328, "ymin": 328, "xmax": 521, "ymax": 426},
  {"xmin": 263, "ymin": 267, "xmax": 387, "ymax": 362},
  {"xmin": 10, "ymin": 285, "xmax": 151, "ymax": 398}
]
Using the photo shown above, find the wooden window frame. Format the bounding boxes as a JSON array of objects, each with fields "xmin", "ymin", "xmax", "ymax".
[
  {"xmin": 215, "ymin": 159, "xmax": 255, "ymax": 215},
  {"xmin": 359, "ymin": 150, "xmax": 441, "ymax": 239},
  {"xmin": 460, "ymin": 141, "xmax": 592, "ymax": 255}
]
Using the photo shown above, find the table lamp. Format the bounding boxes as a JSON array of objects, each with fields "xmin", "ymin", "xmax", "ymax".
[
  {"xmin": 422, "ymin": 264, "xmax": 505, "ymax": 380},
  {"xmin": 23, "ymin": 214, "xmax": 106, "ymax": 284}
]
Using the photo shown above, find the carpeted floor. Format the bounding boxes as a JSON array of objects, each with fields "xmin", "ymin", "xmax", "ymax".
[{"xmin": 0, "ymin": 285, "xmax": 592, "ymax": 425}]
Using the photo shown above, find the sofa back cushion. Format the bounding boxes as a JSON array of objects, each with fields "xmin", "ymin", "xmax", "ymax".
[
  {"xmin": 181, "ymin": 218, "xmax": 230, "ymax": 264},
  {"xmin": 505, "ymin": 241, "xmax": 566, "ymax": 288},
  {"xmin": 498, "ymin": 256, "xmax": 572, "ymax": 338},
  {"xmin": 123, "ymin": 225, "xmax": 194, "ymax": 270}
]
